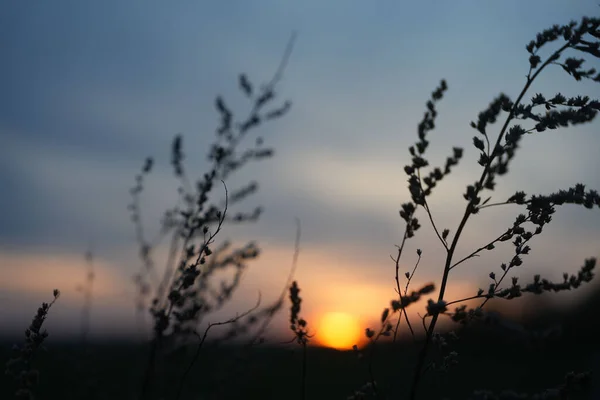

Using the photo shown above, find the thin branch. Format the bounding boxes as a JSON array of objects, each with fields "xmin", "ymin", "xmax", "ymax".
[
  {"xmin": 265, "ymin": 31, "xmax": 298, "ymax": 90},
  {"xmin": 408, "ymin": 39, "xmax": 572, "ymax": 400},
  {"xmin": 417, "ymin": 169, "xmax": 449, "ymax": 251},
  {"xmin": 248, "ymin": 217, "xmax": 302, "ymax": 345},
  {"xmin": 139, "ymin": 182, "xmax": 229, "ymax": 400},
  {"xmin": 405, "ymin": 252, "xmax": 422, "ymax": 296},
  {"xmin": 174, "ymin": 293, "xmax": 262, "ymax": 400},
  {"xmin": 477, "ymin": 200, "xmax": 514, "ymax": 210},
  {"xmin": 392, "ymin": 234, "xmax": 412, "ymax": 342},
  {"xmin": 446, "ymin": 294, "xmax": 487, "ymax": 307}
]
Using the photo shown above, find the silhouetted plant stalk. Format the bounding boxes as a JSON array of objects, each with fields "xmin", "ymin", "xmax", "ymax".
[
  {"xmin": 138, "ymin": 183, "xmax": 229, "ymax": 400},
  {"xmin": 392, "ymin": 245, "xmax": 421, "ymax": 342},
  {"xmin": 173, "ymin": 294, "xmax": 261, "ymax": 400},
  {"xmin": 288, "ymin": 280, "xmax": 312, "ymax": 400},
  {"xmin": 382, "ymin": 16, "xmax": 600, "ymax": 400},
  {"xmin": 278, "ymin": 219, "xmax": 312, "ymax": 400},
  {"xmin": 5, "ymin": 290, "xmax": 60, "ymax": 400},
  {"xmin": 354, "ymin": 15, "xmax": 600, "ymax": 400},
  {"xmin": 76, "ymin": 249, "xmax": 95, "ymax": 347},
  {"xmin": 203, "ymin": 218, "xmax": 304, "ymax": 399},
  {"xmin": 10, "ymin": 14, "xmax": 600, "ymax": 400},
  {"xmin": 131, "ymin": 33, "xmax": 296, "ymax": 399},
  {"xmin": 249, "ymin": 217, "xmax": 303, "ymax": 346}
]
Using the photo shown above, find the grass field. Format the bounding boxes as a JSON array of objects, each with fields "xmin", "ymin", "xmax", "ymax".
[{"xmin": 2, "ymin": 293, "xmax": 599, "ymax": 400}]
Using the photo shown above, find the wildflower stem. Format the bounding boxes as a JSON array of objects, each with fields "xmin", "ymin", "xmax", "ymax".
[
  {"xmin": 477, "ymin": 200, "xmax": 515, "ymax": 209},
  {"xmin": 248, "ymin": 217, "xmax": 301, "ymax": 345},
  {"xmin": 417, "ymin": 169, "xmax": 448, "ymax": 251},
  {"xmin": 407, "ymin": 40, "xmax": 571, "ymax": 400},
  {"xmin": 449, "ymin": 215, "xmax": 531, "ymax": 271},
  {"xmin": 174, "ymin": 295, "xmax": 261, "ymax": 400},
  {"xmin": 445, "ymin": 294, "xmax": 487, "ymax": 307},
  {"xmin": 393, "ymin": 232, "xmax": 409, "ymax": 342}
]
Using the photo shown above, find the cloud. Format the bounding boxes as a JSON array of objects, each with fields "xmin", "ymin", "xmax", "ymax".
[
  {"xmin": 1, "ymin": 0, "xmax": 599, "ymax": 340},
  {"xmin": 0, "ymin": 249, "xmax": 137, "ymax": 337}
]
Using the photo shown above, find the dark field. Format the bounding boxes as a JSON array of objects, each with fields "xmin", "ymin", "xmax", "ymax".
[{"xmin": 2, "ymin": 294, "xmax": 600, "ymax": 400}]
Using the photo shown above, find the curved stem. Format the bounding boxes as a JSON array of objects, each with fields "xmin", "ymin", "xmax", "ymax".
[{"xmin": 407, "ymin": 42, "xmax": 570, "ymax": 400}]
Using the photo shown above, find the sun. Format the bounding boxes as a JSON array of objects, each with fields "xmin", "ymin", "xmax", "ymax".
[{"xmin": 317, "ymin": 312, "xmax": 361, "ymax": 350}]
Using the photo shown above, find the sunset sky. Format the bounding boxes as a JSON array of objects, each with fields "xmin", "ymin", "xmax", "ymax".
[{"xmin": 1, "ymin": 1, "xmax": 600, "ymax": 348}]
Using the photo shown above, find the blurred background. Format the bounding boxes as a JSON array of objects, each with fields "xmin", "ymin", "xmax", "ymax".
[{"xmin": 1, "ymin": 0, "xmax": 599, "ymax": 354}]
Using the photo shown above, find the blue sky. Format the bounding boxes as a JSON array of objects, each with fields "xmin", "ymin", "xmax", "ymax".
[{"xmin": 1, "ymin": 1, "xmax": 599, "ymax": 343}]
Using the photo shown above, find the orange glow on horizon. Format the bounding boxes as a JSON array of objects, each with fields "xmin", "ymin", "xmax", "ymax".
[{"xmin": 316, "ymin": 312, "xmax": 361, "ymax": 350}]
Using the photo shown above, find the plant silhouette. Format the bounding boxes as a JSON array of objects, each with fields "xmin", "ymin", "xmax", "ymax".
[{"xmin": 4, "ymin": 13, "xmax": 600, "ymax": 400}]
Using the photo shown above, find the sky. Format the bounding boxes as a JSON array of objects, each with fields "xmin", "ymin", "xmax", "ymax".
[{"xmin": 1, "ymin": 1, "xmax": 600, "ymax": 347}]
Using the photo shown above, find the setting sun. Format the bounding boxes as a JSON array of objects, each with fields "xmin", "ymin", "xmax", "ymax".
[{"xmin": 317, "ymin": 312, "xmax": 361, "ymax": 350}]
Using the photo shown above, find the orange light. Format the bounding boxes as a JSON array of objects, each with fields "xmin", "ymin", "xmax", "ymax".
[{"xmin": 317, "ymin": 312, "xmax": 361, "ymax": 350}]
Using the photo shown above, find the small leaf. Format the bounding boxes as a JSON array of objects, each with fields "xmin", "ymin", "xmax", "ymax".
[
  {"xmin": 442, "ymin": 229, "xmax": 450, "ymax": 241},
  {"xmin": 381, "ymin": 308, "xmax": 389, "ymax": 323},
  {"xmin": 239, "ymin": 74, "xmax": 253, "ymax": 97},
  {"xmin": 473, "ymin": 136, "xmax": 485, "ymax": 151}
]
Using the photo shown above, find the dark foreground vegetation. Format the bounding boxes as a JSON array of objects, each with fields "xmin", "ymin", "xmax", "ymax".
[
  {"xmin": 3, "ymin": 12, "xmax": 600, "ymax": 400},
  {"xmin": 2, "ymin": 293, "xmax": 600, "ymax": 400}
]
